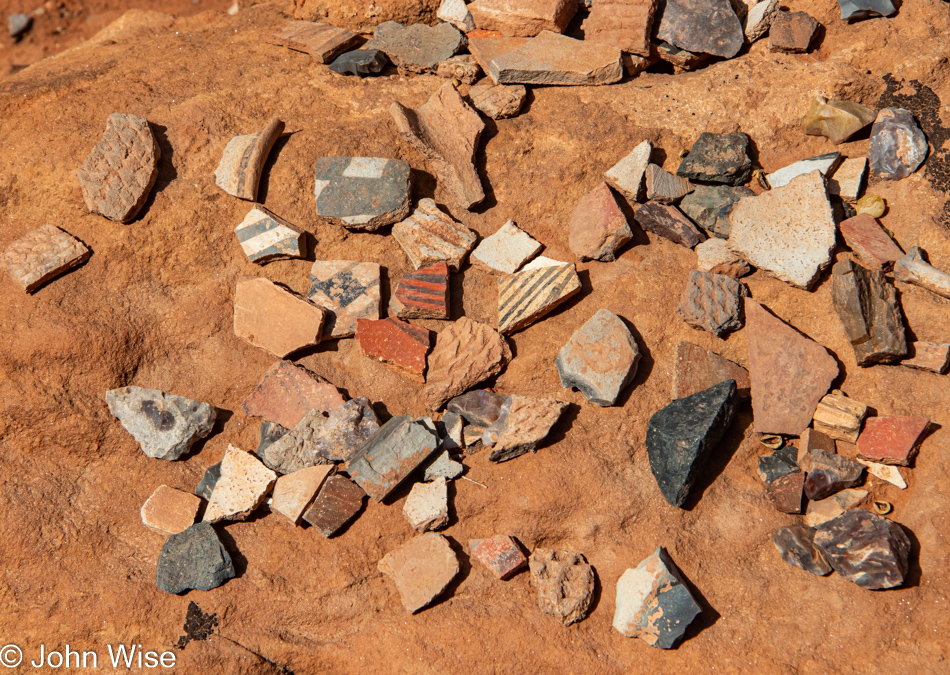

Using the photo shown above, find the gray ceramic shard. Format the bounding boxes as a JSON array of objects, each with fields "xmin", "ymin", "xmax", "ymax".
[
  {"xmin": 364, "ymin": 21, "xmax": 464, "ymax": 72},
  {"xmin": 345, "ymin": 416, "xmax": 440, "ymax": 501},
  {"xmin": 556, "ymin": 309, "xmax": 640, "ymax": 406},
  {"xmin": 680, "ymin": 185, "xmax": 754, "ymax": 239},
  {"xmin": 106, "ymin": 386, "xmax": 216, "ymax": 460},
  {"xmin": 155, "ymin": 522, "xmax": 235, "ymax": 594}
]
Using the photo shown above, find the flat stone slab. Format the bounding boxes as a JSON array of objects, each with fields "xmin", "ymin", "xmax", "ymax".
[
  {"xmin": 307, "ymin": 260, "xmax": 381, "ymax": 338},
  {"xmin": 569, "ymin": 182, "xmax": 632, "ymax": 262},
  {"xmin": 693, "ymin": 239, "xmax": 751, "ymax": 277},
  {"xmin": 672, "ymin": 340, "xmax": 749, "ymax": 400},
  {"xmin": 766, "ymin": 152, "xmax": 841, "ymax": 189},
  {"xmin": 827, "ymin": 157, "xmax": 868, "ymax": 202},
  {"xmin": 744, "ymin": 299, "xmax": 839, "ymax": 435},
  {"xmin": 242, "ymin": 360, "xmax": 345, "ymax": 429},
  {"xmin": 857, "ymin": 415, "xmax": 928, "ymax": 466},
  {"xmin": 802, "ymin": 449, "xmax": 865, "ymax": 500},
  {"xmin": 838, "ymin": 0, "xmax": 896, "ymax": 20},
  {"xmin": 234, "ymin": 205, "xmax": 305, "ymax": 264},
  {"xmin": 484, "ymin": 395, "xmax": 568, "ymax": 462},
  {"xmin": 677, "ymin": 132, "xmax": 752, "ymax": 186},
  {"xmin": 378, "ymin": 532, "xmax": 460, "ymax": 613},
  {"xmin": 356, "ymin": 316, "xmax": 431, "ymax": 383},
  {"xmin": 156, "ymin": 522, "xmax": 235, "ymax": 594},
  {"xmin": 489, "ymin": 31, "xmax": 623, "ymax": 86},
  {"xmin": 106, "ymin": 386, "xmax": 216, "ymax": 460},
  {"xmin": 468, "ymin": 79, "xmax": 528, "ymax": 119},
  {"xmin": 645, "ymin": 164, "xmax": 693, "ymax": 204},
  {"xmin": 470, "ymin": 535, "xmax": 528, "ymax": 578},
  {"xmin": 530, "ymin": 549, "xmax": 595, "ymax": 625},
  {"xmin": 76, "ymin": 112, "xmax": 160, "ymax": 222},
  {"xmin": 468, "ymin": 0, "xmax": 577, "ymax": 36},
  {"xmin": 468, "ymin": 36, "xmax": 530, "ymax": 72},
  {"xmin": 656, "ymin": 0, "xmax": 743, "ymax": 58},
  {"xmin": 497, "ymin": 258, "xmax": 581, "ymax": 334},
  {"xmin": 635, "ymin": 202, "xmax": 706, "ymax": 248},
  {"xmin": 364, "ymin": 21, "xmax": 463, "ymax": 72},
  {"xmin": 214, "ymin": 118, "xmax": 284, "ymax": 201},
  {"xmin": 869, "ymin": 107, "xmax": 928, "ymax": 180},
  {"xmin": 313, "ymin": 157, "xmax": 412, "ymax": 230},
  {"xmin": 729, "ymin": 171, "xmax": 835, "ymax": 290},
  {"xmin": 613, "ymin": 547, "xmax": 702, "ymax": 649},
  {"xmin": 839, "ymin": 213, "xmax": 903, "ymax": 270},
  {"xmin": 814, "ymin": 510, "xmax": 911, "ymax": 590},
  {"xmin": 271, "ymin": 465, "xmax": 333, "ymax": 525},
  {"xmin": 803, "ymin": 97, "xmax": 876, "ymax": 145},
  {"xmin": 346, "ymin": 416, "xmax": 439, "ymax": 501},
  {"xmin": 425, "ymin": 317, "xmax": 512, "ymax": 409},
  {"xmin": 677, "ymin": 270, "xmax": 747, "ymax": 337},
  {"xmin": 303, "ymin": 475, "xmax": 365, "ymax": 537},
  {"xmin": 391, "ymin": 83, "xmax": 485, "ymax": 210},
  {"xmin": 403, "ymin": 477, "xmax": 450, "ymax": 531},
  {"xmin": 771, "ymin": 524, "xmax": 832, "ymax": 576},
  {"xmin": 832, "ymin": 259, "xmax": 907, "ymax": 366},
  {"xmin": 269, "ymin": 20, "xmax": 362, "ymax": 63},
  {"xmin": 584, "ymin": 0, "xmax": 657, "ymax": 57},
  {"xmin": 424, "ymin": 449, "xmax": 464, "ymax": 480},
  {"xmin": 390, "ymin": 262, "xmax": 450, "ymax": 319},
  {"xmin": 1, "ymin": 224, "xmax": 91, "ymax": 293},
  {"xmin": 605, "ymin": 140, "xmax": 652, "ymax": 203},
  {"xmin": 141, "ymin": 485, "xmax": 201, "ymax": 536},
  {"xmin": 893, "ymin": 247, "xmax": 950, "ymax": 300},
  {"xmin": 812, "ymin": 390, "xmax": 868, "ymax": 443},
  {"xmin": 681, "ymin": 185, "xmax": 754, "ymax": 239},
  {"xmin": 329, "ymin": 49, "xmax": 388, "ymax": 76},
  {"xmin": 234, "ymin": 278, "xmax": 326, "ymax": 357},
  {"xmin": 803, "ymin": 488, "xmax": 868, "ymax": 527},
  {"xmin": 203, "ymin": 445, "xmax": 277, "ymax": 523},
  {"xmin": 902, "ymin": 342, "xmax": 950, "ymax": 374},
  {"xmin": 647, "ymin": 379, "xmax": 739, "ymax": 507},
  {"xmin": 439, "ymin": 0, "xmax": 476, "ymax": 31},
  {"xmin": 472, "ymin": 220, "xmax": 542, "ymax": 273},
  {"xmin": 557, "ymin": 308, "xmax": 639, "ymax": 406},
  {"xmin": 768, "ymin": 10, "xmax": 819, "ymax": 53},
  {"xmin": 393, "ymin": 199, "xmax": 478, "ymax": 271}
]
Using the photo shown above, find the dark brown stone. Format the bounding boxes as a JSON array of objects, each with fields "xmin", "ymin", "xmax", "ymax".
[
  {"xmin": 831, "ymin": 259, "xmax": 907, "ymax": 366},
  {"xmin": 766, "ymin": 472, "xmax": 805, "ymax": 514},
  {"xmin": 768, "ymin": 11, "xmax": 819, "ymax": 53},
  {"xmin": 814, "ymin": 510, "xmax": 911, "ymax": 589},
  {"xmin": 672, "ymin": 341, "xmax": 750, "ymax": 400},
  {"xmin": 303, "ymin": 475, "xmax": 365, "ymax": 537},
  {"xmin": 771, "ymin": 524, "xmax": 833, "ymax": 576},
  {"xmin": 634, "ymin": 202, "xmax": 706, "ymax": 248},
  {"xmin": 655, "ymin": 0, "xmax": 743, "ymax": 58},
  {"xmin": 676, "ymin": 270, "xmax": 748, "ymax": 337},
  {"xmin": 803, "ymin": 449, "xmax": 865, "ymax": 500}
]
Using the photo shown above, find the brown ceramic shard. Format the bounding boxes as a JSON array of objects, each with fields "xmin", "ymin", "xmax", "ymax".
[
  {"xmin": 1, "ymin": 225, "xmax": 91, "ymax": 293},
  {"xmin": 269, "ymin": 20, "xmax": 362, "ymax": 63},
  {"xmin": 425, "ymin": 317, "xmax": 512, "ymax": 410},
  {"xmin": 583, "ymin": 0, "xmax": 657, "ymax": 57}
]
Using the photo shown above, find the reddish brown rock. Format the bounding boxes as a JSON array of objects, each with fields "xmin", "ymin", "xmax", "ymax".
[
  {"xmin": 242, "ymin": 360, "xmax": 346, "ymax": 429},
  {"xmin": 378, "ymin": 533, "xmax": 460, "ymax": 613},
  {"xmin": 583, "ymin": 0, "xmax": 656, "ymax": 57},
  {"xmin": 140, "ymin": 485, "xmax": 201, "ymax": 536},
  {"xmin": 392, "ymin": 199, "xmax": 477, "ymax": 271},
  {"xmin": 1, "ymin": 225, "xmax": 91, "ymax": 293},
  {"xmin": 468, "ymin": 0, "xmax": 577, "ymax": 37},
  {"xmin": 676, "ymin": 270, "xmax": 748, "ymax": 337},
  {"xmin": 214, "ymin": 118, "xmax": 284, "ymax": 201},
  {"xmin": 857, "ymin": 416, "xmax": 929, "ymax": 466},
  {"xmin": 233, "ymin": 278, "xmax": 327, "ymax": 358},
  {"xmin": 797, "ymin": 428, "xmax": 837, "ymax": 464},
  {"xmin": 529, "ymin": 549, "xmax": 595, "ymax": 625},
  {"xmin": 488, "ymin": 32, "xmax": 623, "ymax": 86},
  {"xmin": 390, "ymin": 262, "xmax": 450, "ymax": 320},
  {"xmin": 269, "ymin": 20, "xmax": 362, "ymax": 63},
  {"xmin": 302, "ymin": 475, "xmax": 365, "ymax": 537},
  {"xmin": 768, "ymin": 10, "xmax": 819, "ymax": 53},
  {"xmin": 467, "ymin": 79, "xmax": 528, "ymax": 119},
  {"xmin": 569, "ymin": 182, "xmax": 632, "ymax": 262},
  {"xmin": 902, "ymin": 342, "xmax": 950, "ymax": 374},
  {"xmin": 803, "ymin": 449, "xmax": 865, "ymax": 500},
  {"xmin": 767, "ymin": 472, "xmax": 805, "ymax": 514},
  {"xmin": 356, "ymin": 317, "xmax": 431, "ymax": 383},
  {"xmin": 425, "ymin": 317, "xmax": 512, "ymax": 409},
  {"xmin": 745, "ymin": 300, "xmax": 839, "ymax": 435},
  {"xmin": 831, "ymin": 259, "xmax": 907, "ymax": 366},
  {"xmin": 839, "ymin": 214, "xmax": 904, "ymax": 270},
  {"xmin": 672, "ymin": 341, "xmax": 750, "ymax": 400},
  {"xmin": 635, "ymin": 202, "xmax": 706, "ymax": 248},
  {"xmin": 76, "ymin": 112, "xmax": 160, "ymax": 223},
  {"xmin": 470, "ymin": 535, "xmax": 528, "ymax": 578},
  {"xmin": 390, "ymin": 82, "xmax": 485, "ymax": 210}
]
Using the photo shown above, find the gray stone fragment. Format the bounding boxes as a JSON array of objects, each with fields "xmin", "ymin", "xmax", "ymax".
[
  {"xmin": 803, "ymin": 449, "xmax": 865, "ymax": 500},
  {"xmin": 556, "ymin": 309, "xmax": 640, "ymax": 406},
  {"xmin": 8, "ymin": 13, "xmax": 32, "ymax": 39},
  {"xmin": 676, "ymin": 270, "xmax": 748, "ymax": 337},
  {"xmin": 195, "ymin": 462, "xmax": 221, "ymax": 500},
  {"xmin": 680, "ymin": 185, "xmax": 754, "ymax": 238},
  {"xmin": 766, "ymin": 152, "xmax": 841, "ymax": 189},
  {"xmin": 424, "ymin": 450, "xmax": 464, "ymax": 480},
  {"xmin": 869, "ymin": 108, "xmax": 928, "ymax": 181},
  {"xmin": 814, "ymin": 510, "xmax": 910, "ymax": 589},
  {"xmin": 255, "ymin": 421, "xmax": 288, "ymax": 461},
  {"xmin": 436, "ymin": 411, "xmax": 464, "ymax": 451},
  {"xmin": 677, "ymin": 133, "xmax": 753, "ymax": 186},
  {"xmin": 106, "ymin": 386, "xmax": 216, "ymax": 461},
  {"xmin": 156, "ymin": 522, "xmax": 235, "ymax": 594},
  {"xmin": 655, "ymin": 0, "xmax": 743, "ymax": 58},
  {"xmin": 771, "ymin": 524, "xmax": 833, "ymax": 576},
  {"xmin": 831, "ymin": 259, "xmax": 907, "ymax": 366},
  {"xmin": 837, "ymin": 0, "xmax": 896, "ymax": 21},
  {"xmin": 345, "ymin": 416, "xmax": 440, "ymax": 501},
  {"xmin": 329, "ymin": 49, "xmax": 388, "ymax": 76},
  {"xmin": 365, "ymin": 21, "xmax": 464, "ymax": 72}
]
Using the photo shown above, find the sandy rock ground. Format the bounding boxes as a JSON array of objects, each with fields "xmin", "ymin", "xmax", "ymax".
[{"xmin": 1, "ymin": 0, "xmax": 949, "ymax": 672}]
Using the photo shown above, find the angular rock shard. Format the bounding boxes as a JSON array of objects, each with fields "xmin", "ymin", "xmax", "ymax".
[
  {"xmin": 203, "ymin": 446, "xmax": 277, "ymax": 523},
  {"xmin": 106, "ymin": 386, "xmax": 216, "ymax": 461},
  {"xmin": 437, "ymin": 54, "xmax": 482, "ymax": 84},
  {"xmin": 838, "ymin": 0, "xmax": 896, "ymax": 20},
  {"xmin": 313, "ymin": 156, "xmax": 412, "ymax": 230},
  {"xmin": 270, "ymin": 464, "xmax": 334, "ymax": 525},
  {"xmin": 655, "ymin": 0, "xmax": 743, "ymax": 58},
  {"xmin": 831, "ymin": 259, "xmax": 907, "ymax": 366},
  {"xmin": 214, "ymin": 118, "xmax": 284, "ymax": 201},
  {"xmin": 424, "ymin": 450, "xmax": 464, "ymax": 480},
  {"xmin": 233, "ymin": 278, "xmax": 326, "ymax": 358},
  {"xmin": 390, "ymin": 262, "xmax": 450, "ymax": 319},
  {"xmin": 269, "ymin": 20, "xmax": 362, "ymax": 63},
  {"xmin": 447, "ymin": 389, "xmax": 509, "ymax": 427},
  {"xmin": 645, "ymin": 164, "xmax": 694, "ymax": 204},
  {"xmin": 1, "ymin": 225, "xmax": 91, "ymax": 293},
  {"xmin": 856, "ymin": 458, "xmax": 906, "ymax": 489},
  {"xmin": 766, "ymin": 152, "xmax": 841, "ymax": 189},
  {"xmin": 195, "ymin": 463, "xmax": 221, "ymax": 500},
  {"xmin": 677, "ymin": 270, "xmax": 747, "ymax": 337},
  {"xmin": 869, "ymin": 108, "xmax": 928, "ymax": 180},
  {"xmin": 814, "ymin": 510, "xmax": 910, "ymax": 590},
  {"xmin": 771, "ymin": 524, "xmax": 833, "ymax": 576},
  {"xmin": 155, "ymin": 522, "xmax": 235, "ymax": 594},
  {"xmin": 484, "ymin": 395, "xmax": 568, "ymax": 462},
  {"xmin": 798, "ymin": 427, "xmax": 837, "ymax": 461},
  {"xmin": 728, "ymin": 171, "xmax": 835, "ymax": 289},
  {"xmin": 812, "ymin": 390, "xmax": 869, "ymax": 443},
  {"xmin": 893, "ymin": 247, "xmax": 950, "ymax": 300},
  {"xmin": 680, "ymin": 185, "xmax": 754, "ymax": 239},
  {"xmin": 141, "ymin": 485, "xmax": 201, "ymax": 536},
  {"xmin": 497, "ymin": 258, "xmax": 581, "ymax": 333},
  {"xmin": 356, "ymin": 316, "xmax": 431, "ymax": 383},
  {"xmin": 803, "ymin": 449, "xmax": 865, "ymax": 500},
  {"xmin": 569, "ymin": 182, "xmax": 633, "ymax": 262},
  {"xmin": 391, "ymin": 83, "xmax": 485, "ymax": 209},
  {"xmin": 234, "ymin": 205, "xmax": 305, "ymax": 264},
  {"xmin": 839, "ymin": 213, "xmax": 904, "ymax": 270},
  {"xmin": 8, "ymin": 13, "xmax": 32, "ymax": 40},
  {"xmin": 529, "ymin": 549, "xmax": 595, "ymax": 625},
  {"xmin": 488, "ymin": 31, "xmax": 623, "ymax": 86},
  {"xmin": 647, "ymin": 379, "xmax": 739, "ymax": 507},
  {"xmin": 365, "ymin": 21, "xmax": 463, "ymax": 72},
  {"xmin": 803, "ymin": 488, "xmax": 868, "ymax": 527},
  {"xmin": 902, "ymin": 341, "xmax": 950, "ymax": 374},
  {"xmin": 378, "ymin": 533, "xmax": 460, "ymax": 613},
  {"xmin": 76, "ymin": 113, "xmax": 160, "ymax": 222},
  {"xmin": 472, "ymin": 220, "xmax": 542, "ymax": 273},
  {"xmin": 677, "ymin": 133, "xmax": 752, "ymax": 186},
  {"xmin": 768, "ymin": 10, "xmax": 819, "ymax": 53},
  {"xmin": 303, "ymin": 474, "xmax": 365, "ymax": 536},
  {"xmin": 425, "ymin": 318, "xmax": 512, "ymax": 409},
  {"xmin": 857, "ymin": 415, "xmax": 928, "ymax": 466},
  {"xmin": 468, "ymin": 36, "xmax": 531, "ymax": 72},
  {"xmin": 605, "ymin": 140, "xmax": 651, "ymax": 203},
  {"xmin": 635, "ymin": 201, "xmax": 706, "ymax": 248},
  {"xmin": 329, "ymin": 49, "xmax": 388, "ymax": 76},
  {"xmin": 468, "ymin": 79, "xmax": 528, "ymax": 119},
  {"xmin": 393, "ymin": 198, "xmax": 478, "ymax": 271},
  {"xmin": 584, "ymin": 0, "xmax": 657, "ymax": 57},
  {"xmin": 256, "ymin": 420, "xmax": 288, "ymax": 460},
  {"xmin": 307, "ymin": 260, "xmax": 381, "ymax": 338},
  {"xmin": 694, "ymin": 237, "xmax": 751, "ymax": 277},
  {"xmin": 242, "ymin": 360, "xmax": 345, "ymax": 429},
  {"xmin": 672, "ymin": 341, "xmax": 750, "ymax": 400},
  {"xmin": 403, "ymin": 477, "xmax": 450, "ymax": 531},
  {"xmin": 803, "ymin": 97, "xmax": 877, "ymax": 145},
  {"xmin": 345, "ymin": 416, "xmax": 440, "ymax": 501},
  {"xmin": 557, "ymin": 308, "xmax": 639, "ymax": 406},
  {"xmin": 745, "ymin": 0, "xmax": 779, "ymax": 41},
  {"xmin": 439, "ymin": 0, "xmax": 476, "ymax": 31},
  {"xmin": 613, "ymin": 547, "xmax": 702, "ymax": 649},
  {"xmin": 827, "ymin": 157, "xmax": 869, "ymax": 202},
  {"xmin": 468, "ymin": 0, "xmax": 578, "ymax": 36},
  {"xmin": 744, "ymin": 300, "xmax": 838, "ymax": 435},
  {"xmin": 470, "ymin": 535, "xmax": 528, "ymax": 578}
]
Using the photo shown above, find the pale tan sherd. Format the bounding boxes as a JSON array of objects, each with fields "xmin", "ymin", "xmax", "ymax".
[
  {"xmin": 271, "ymin": 465, "xmax": 334, "ymax": 525},
  {"xmin": 140, "ymin": 485, "xmax": 201, "ymax": 536},
  {"xmin": 204, "ymin": 446, "xmax": 278, "ymax": 523},
  {"xmin": 233, "ymin": 278, "xmax": 326, "ymax": 358}
]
